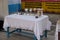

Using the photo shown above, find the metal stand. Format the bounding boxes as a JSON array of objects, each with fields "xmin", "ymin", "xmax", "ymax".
[
  {"xmin": 6, "ymin": 27, "xmax": 47, "ymax": 40},
  {"xmin": 45, "ymin": 30, "xmax": 47, "ymax": 38}
]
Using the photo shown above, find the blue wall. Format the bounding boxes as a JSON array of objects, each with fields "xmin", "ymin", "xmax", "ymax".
[
  {"xmin": 8, "ymin": 4, "xmax": 21, "ymax": 13},
  {"xmin": 8, "ymin": 0, "xmax": 21, "ymax": 14}
]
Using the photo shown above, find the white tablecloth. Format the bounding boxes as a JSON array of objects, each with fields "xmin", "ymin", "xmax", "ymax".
[
  {"xmin": 55, "ymin": 20, "xmax": 59, "ymax": 40},
  {"xmin": 3, "ymin": 14, "xmax": 51, "ymax": 40}
]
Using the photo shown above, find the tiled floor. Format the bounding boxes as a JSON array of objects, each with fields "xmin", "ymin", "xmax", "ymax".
[{"xmin": 0, "ymin": 31, "xmax": 55, "ymax": 40}]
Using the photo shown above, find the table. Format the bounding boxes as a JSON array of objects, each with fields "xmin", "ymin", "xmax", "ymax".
[
  {"xmin": 55, "ymin": 20, "xmax": 60, "ymax": 40},
  {"xmin": 3, "ymin": 14, "xmax": 51, "ymax": 40}
]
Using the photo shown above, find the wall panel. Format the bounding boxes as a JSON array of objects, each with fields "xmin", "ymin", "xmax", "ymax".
[{"xmin": 21, "ymin": 0, "xmax": 60, "ymax": 13}]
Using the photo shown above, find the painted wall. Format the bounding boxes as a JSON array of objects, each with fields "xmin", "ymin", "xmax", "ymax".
[
  {"xmin": 0, "ymin": 0, "xmax": 3, "ymax": 19},
  {"xmin": 0, "ymin": 0, "xmax": 8, "ymax": 20},
  {"xmin": 8, "ymin": 0, "xmax": 21, "ymax": 13},
  {"xmin": 21, "ymin": 0, "xmax": 60, "ymax": 13}
]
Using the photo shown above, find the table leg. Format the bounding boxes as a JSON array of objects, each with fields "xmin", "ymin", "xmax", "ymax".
[
  {"xmin": 34, "ymin": 35, "xmax": 37, "ymax": 40},
  {"xmin": 6, "ymin": 27, "xmax": 10, "ymax": 38},
  {"xmin": 45, "ymin": 30, "xmax": 47, "ymax": 38},
  {"xmin": 40, "ymin": 35, "xmax": 43, "ymax": 40}
]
